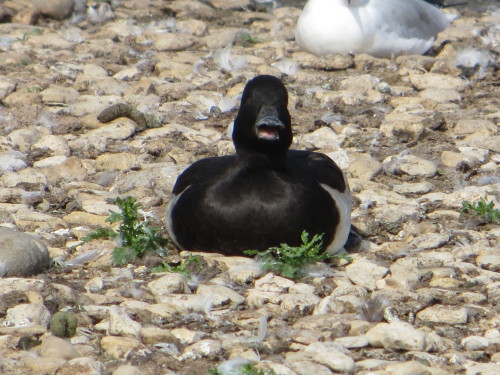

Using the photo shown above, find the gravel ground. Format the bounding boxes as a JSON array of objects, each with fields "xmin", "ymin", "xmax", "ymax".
[{"xmin": 0, "ymin": 1, "xmax": 499, "ymax": 375}]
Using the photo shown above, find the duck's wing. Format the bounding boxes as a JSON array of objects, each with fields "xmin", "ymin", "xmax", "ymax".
[
  {"xmin": 171, "ymin": 156, "xmax": 235, "ymax": 195},
  {"xmin": 287, "ymin": 150, "xmax": 351, "ymax": 254},
  {"xmin": 287, "ymin": 150, "xmax": 348, "ymax": 193}
]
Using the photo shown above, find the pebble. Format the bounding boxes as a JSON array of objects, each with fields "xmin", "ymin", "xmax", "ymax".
[
  {"xmin": 180, "ymin": 339, "xmax": 223, "ymax": 360},
  {"xmin": 39, "ymin": 335, "xmax": 80, "ymax": 360},
  {"xmin": 409, "ymin": 73, "xmax": 468, "ymax": 92},
  {"xmin": 100, "ymin": 336, "xmax": 142, "ymax": 359},
  {"xmin": 108, "ymin": 306, "xmax": 142, "ymax": 338},
  {"xmin": 148, "ymin": 273, "xmax": 191, "ymax": 296},
  {"xmin": 366, "ymin": 322, "xmax": 434, "ymax": 351},
  {"xmin": 313, "ymin": 351, "xmax": 355, "ymax": 373},
  {"xmin": 383, "ymin": 154, "xmax": 437, "ymax": 178},
  {"xmin": 416, "ymin": 305, "xmax": 468, "ymax": 324},
  {"xmin": 255, "ymin": 273, "xmax": 295, "ymax": 293},
  {"xmin": 441, "ymin": 150, "xmax": 481, "ymax": 169},
  {"xmin": 461, "ymin": 336, "xmax": 490, "ymax": 351},
  {"xmin": 385, "ymin": 360, "xmax": 439, "ymax": 375},
  {"xmin": 420, "ymin": 88, "xmax": 462, "ymax": 103},
  {"xmin": 476, "ymin": 255, "xmax": 500, "ymax": 272},
  {"xmin": 345, "ymin": 258, "xmax": 388, "ymax": 291},
  {"xmin": 29, "ymin": 0, "xmax": 74, "ymax": 20},
  {"xmin": 453, "ymin": 119, "xmax": 497, "ymax": 137},
  {"xmin": 112, "ymin": 365, "xmax": 142, "ymax": 375},
  {"xmin": 0, "ymin": 227, "xmax": 50, "ymax": 276},
  {"xmin": 347, "ymin": 152, "xmax": 382, "ymax": 181},
  {"xmin": 290, "ymin": 361, "xmax": 333, "ymax": 375},
  {"xmin": 56, "ymin": 357, "xmax": 104, "ymax": 375}
]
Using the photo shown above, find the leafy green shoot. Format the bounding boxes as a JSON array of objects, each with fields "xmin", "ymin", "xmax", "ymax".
[
  {"xmin": 235, "ymin": 33, "xmax": 260, "ymax": 47},
  {"xmin": 244, "ymin": 231, "xmax": 352, "ymax": 280},
  {"xmin": 151, "ymin": 254, "xmax": 203, "ymax": 277},
  {"xmin": 16, "ymin": 28, "xmax": 42, "ymax": 42},
  {"xmin": 82, "ymin": 228, "xmax": 117, "ymax": 242},
  {"xmin": 461, "ymin": 198, "xmax": 500, "ymax": 224},
  {"xmin": 209, "ymin": 363, "xmax": 278, "ymax": 375},
  {"xmin": 82, "ymin": 196, "xmax": 166, "ymax": 265}
]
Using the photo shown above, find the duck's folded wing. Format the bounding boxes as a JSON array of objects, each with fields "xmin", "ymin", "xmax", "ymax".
[
  {"xmin": 287, "ymin": 150, "xmax": 348, "ymax": 193},
  {"xmin": 171, "ymin": 156, "xmax": 235, "ymax": 195}
]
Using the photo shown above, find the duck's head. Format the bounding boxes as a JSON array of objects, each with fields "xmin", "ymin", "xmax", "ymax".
[{"xmin": 233, "ymin": 75, "xmax": 292, "ymax": 156}]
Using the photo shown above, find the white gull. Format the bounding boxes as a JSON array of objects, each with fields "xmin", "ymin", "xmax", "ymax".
[{"xmin": 295, "ymin": 0, "xmax": 456, "ymax": 58}]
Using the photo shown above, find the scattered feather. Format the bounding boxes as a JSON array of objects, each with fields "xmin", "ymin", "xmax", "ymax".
[
  {"xmin": 455, "ymin": 48, "xmax": 493, "ymax": 68},
  {"xmin": 193, "ymin": 60, "xmax": 208, "ymax": 76},
  {"xmin": 37, "ymin": 111, "xmax": 58, "ymax": 129},
  {"xmin": 125, "ymin": 282, "xmax": 145, "ymax": 299},
  {"xmin": 60, "ymin": 27, "xmax": 85, "ymax": 43},
  {"xmin": 87, "ymin": 2, "xmax": 114, "ymax": 23},
  {"xmin": 0, "ymin": 36, "xmax": 17, "ymax": 49},
  {"xmin": 248, "ymin": 314, "xmax": 268, "ymax": 345},
  {"xmin": 203, "ymin": 294, "xmax": 217, "ymax": 321},
  {"xmin": 194, "ymin": 110, "xmax": 209, "ymax": 120},
  {"xmin": 358, "ymin": 294, "xmax": 391, "ymax": 322},
  {"xmin": 60, "ymin": 249, "xmax": 103, "ymax": 267},
  {"xmin": 273, "ymin": 59, "xmax": 300, "ymax": 76},
  {"xmin": 0, "ymin": 151, "xmax": 27, "ymax": 173},
  {"xmin": 480, "ymin": 24, "xmax": 500, "ymax": 50},
  {"xmin": 321, "ymin": 113, "xmax": 345, "ymax": 125},
  {"xmin": 300, "ymin": 263, "xmax": 340, "ymax": 278},
  {"xmin": 154, "ymin": 342, "xmax": 180, "ymax": 356},
  {"xmin": 218, "ymin": 96, "xmax": 237, "ymax": 113},
  {"xmin": 369, "ymin": 134, "xmax": 381, "ymax": 148},
  {"xmin": 376, "ymin": 82, "xmax": 394, "ymax": 95},
  {"xmin": 216, "ymin": 358, "xmax": 251, "ymax": 375},
  {"xmin": 186, "ymin": 274, "xmax": 199, "ymax": 290},
  {"xmin": 213, "ymin": 48, "xmax": 246, "ymax": 73},
  {"xmin": 477, "ymin": 176, "xmax": 500, "ymax": 186},
  {"xmin": 383, "ymin": 306, "xmax": 402, "ymax": 323},
  {"xmin": 21, "ymin": 190, "xmax": 42, "ymax": 201},
  {"xmin": 156, "ymin": 18, "xmax": 178, "ymax": 33},
  {"xmin": 360, "ymin": 198, "xmax": 375, "ymax": 211}
]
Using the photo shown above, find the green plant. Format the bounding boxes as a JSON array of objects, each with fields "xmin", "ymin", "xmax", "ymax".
[
  {"xmin": 244, "ymin": 231, "xmax": 352, "ymax": 280},
  {"xmin": 82, "ymin": 196, "xmax": 166, "ymax": 265},
  {"xmin": 235, "ymin": 33, "xmax": 260, "ymax": 47},
  {"xmin": 209, "ymin": 363, "xmax": 278, "ymax": 375},
  {"xmin": 26, "ymin": 86, "xmax": 42, "ymax": 93},
  {"xmin": 15, "ymin": 28, "xmax": 42, "ymax": 42},
  {"xmin": 461, "ymin": 198, "xmax": 500, "ymax": 224},
  {"xmin": 152, "ymin": 254, "xmax": 203, "ymax": 276}
]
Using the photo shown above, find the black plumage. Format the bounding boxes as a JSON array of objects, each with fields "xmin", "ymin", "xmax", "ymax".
[{"xmin": 167, "ymin": 75, "xmax": 351, "ymax": 256}]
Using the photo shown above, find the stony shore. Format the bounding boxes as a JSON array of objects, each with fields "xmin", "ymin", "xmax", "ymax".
[{"xmin": 0, "ymin": 1, "xmax": 499, "ymax": 374}]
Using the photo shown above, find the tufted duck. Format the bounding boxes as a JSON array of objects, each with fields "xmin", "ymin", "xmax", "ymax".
[{"xmin": 166, "ymin": 75, "xmax": 351, "ymax": 255}]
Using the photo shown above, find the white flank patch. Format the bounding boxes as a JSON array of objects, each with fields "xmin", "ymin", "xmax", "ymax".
[
  {"xmin": 165, "ymin": 191, "xmax": 184, "ymax": 248},
  {"xmin": 320, "ymin": 182, "xmax": 352, "ymax": 255}
]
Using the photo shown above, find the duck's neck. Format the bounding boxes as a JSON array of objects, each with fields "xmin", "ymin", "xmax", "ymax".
[{"xmin": 236, "ymin": 148, "xmax": 287, "ymax": 170}]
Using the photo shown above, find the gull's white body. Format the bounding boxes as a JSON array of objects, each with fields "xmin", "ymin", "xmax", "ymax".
[{"xmin": 295, "ymin": 0, "xmax": 454, "ymax": 58}]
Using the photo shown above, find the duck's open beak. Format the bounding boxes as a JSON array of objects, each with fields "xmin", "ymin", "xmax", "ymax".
[{"xmin": 255, "ymin": 105, "xmax": 285, "ymax": 141}]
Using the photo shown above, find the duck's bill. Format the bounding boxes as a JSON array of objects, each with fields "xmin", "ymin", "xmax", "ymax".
[{"xmin": 256, "ymin": 115, "xmax": 285, "ymax": 141}]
